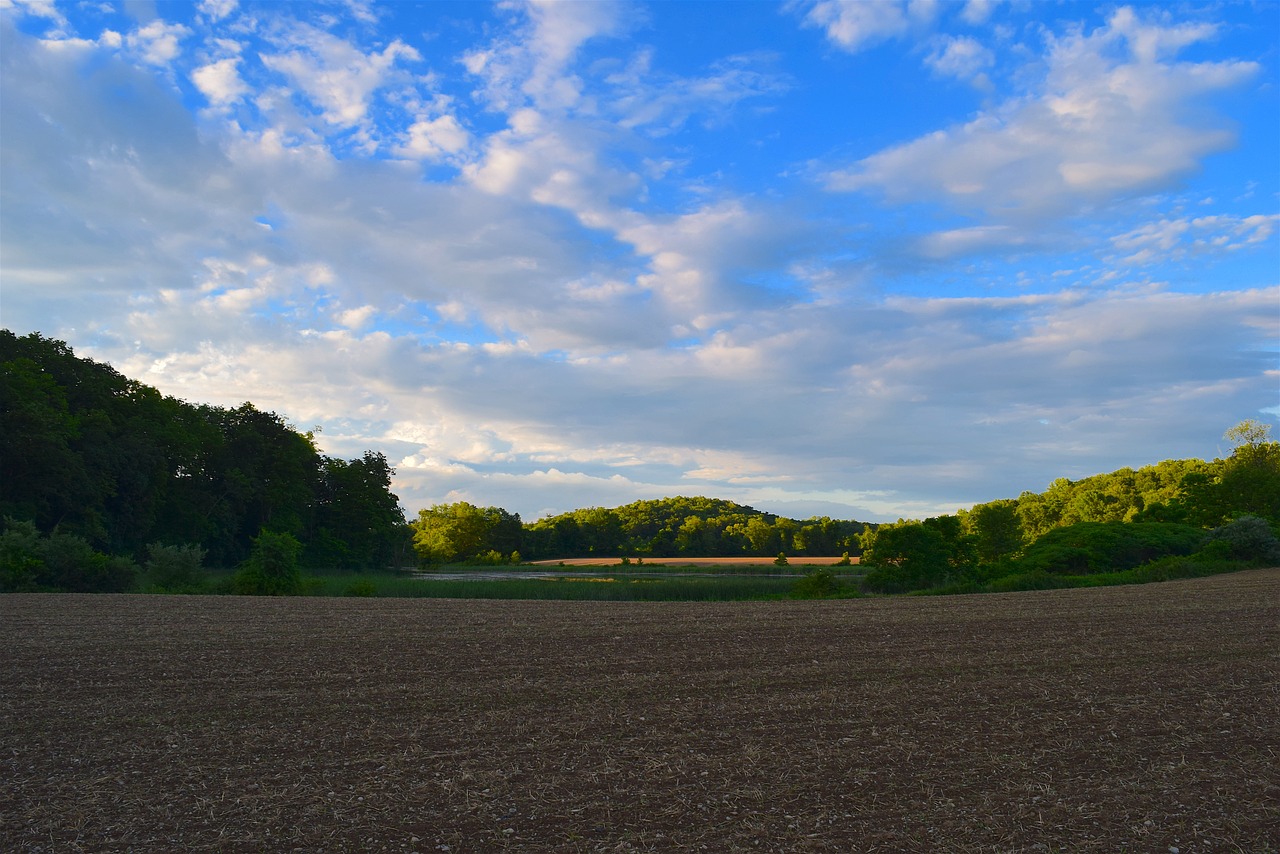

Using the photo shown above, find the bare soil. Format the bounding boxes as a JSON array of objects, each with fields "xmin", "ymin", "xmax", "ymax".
[{"xmin": 2, "ymin": 570, "xmax": 1277, "ymax": 853}]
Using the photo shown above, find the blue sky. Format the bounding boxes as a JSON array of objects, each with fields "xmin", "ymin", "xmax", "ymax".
[{"xmin": 2, "ymin": 0, "xmax": 1277, "ymax": 523}]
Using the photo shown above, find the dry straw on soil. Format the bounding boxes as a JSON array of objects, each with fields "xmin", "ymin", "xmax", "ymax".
[{"xmin": 3, "ymin": 570, "xmax": 1278, "ymax": 852}]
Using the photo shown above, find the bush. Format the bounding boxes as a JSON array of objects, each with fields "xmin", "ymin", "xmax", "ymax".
[
  {"xmin": 144, "ymin": 543, "xmax": 207, "ymax": 593},
  {"xmin": 1016, "ymin": 522, "xmax": 1205, "ymax": 576},
  {"xmin": 343, "ymin": 579, "xmax": 378, "ymax": 597},
  {"xmin": 988, "ymin": 570, "xmax": 1070, "ymax": 593},
  {"xmin": 0, "ymin": 518, "xmax": 43, "ymax": 592},
  {"xmin": 233, "ymin": 530, "xmax": 303, "ymax": 595},
  {"xmin": 1203, "ymin": 515, "xmax": 1280, "ymax": 564},
  {"xmin": 464, "ymin": 549, "xmax": 508, "ymax": 566},
  {"xmin": 36, "ymin": 530, "xmax": 136, "ymax": 593},
  {"xmin": 790, "ymin": 568, "xmax": 844, "ymax": 599}
]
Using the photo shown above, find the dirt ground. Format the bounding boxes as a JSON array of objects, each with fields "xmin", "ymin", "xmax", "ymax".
[{"xmin": 2, "ymin": 570, "xmax": 1277, "ymax": 853}]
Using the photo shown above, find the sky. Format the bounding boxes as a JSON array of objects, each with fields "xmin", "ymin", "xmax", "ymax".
[{"xmin": 1, "ymin": 0, "xmax": 1277, "ymax": 524}]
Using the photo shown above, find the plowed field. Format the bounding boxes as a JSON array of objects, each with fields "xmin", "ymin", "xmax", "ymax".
[{"xmin": 3, "ymin": 570, "xmax": 1278, "ymax": 852}]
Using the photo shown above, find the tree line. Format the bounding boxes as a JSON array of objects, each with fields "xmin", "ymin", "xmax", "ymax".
[
  {"xmin": 3, "ymin": 330, "xmax": 1276, "ymax": 594},
  {"xmin": 855, "ymin": 420, "xmax": 1280, "ymax": 594},
  {"xmin": 412, "ymin": 496, "xmax": 867, "ymax": 564},
  {"xmin": 1, "ymin": 330, "xmax": 408, "ymax": 589}
]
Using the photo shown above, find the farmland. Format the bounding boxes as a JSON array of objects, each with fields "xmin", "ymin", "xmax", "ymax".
[{"xmin": 2, "ymin": 570, "xmax": 1278, "ymax": 852}]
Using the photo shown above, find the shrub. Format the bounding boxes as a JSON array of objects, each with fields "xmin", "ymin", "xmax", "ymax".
[
  {"xmin": 37, "ymin": 530, "xmax": 136, "ymax": 593},
  {"xmin": 0, "ymin": 518, "xmax": 43, "ymax": 592},
  {"xmin": 144, "ymin": 543, "xmax": 207, "ymax": 593},
  {"xmin": 1016, "ymin": 522, "xmax": 1205, "ymax": 576},
  {"xmin": 774, "ymin": 552, "xmax": 789, "ymax": 567},
  {"xmin": 988, "ymin": 570, "xmax": 1069, "ymax": 593},
  {"xmin": 464, "ymin": 549, "xmax": 508, "ymax": 566},
  {"xmin": 790, "ymin": 568, "xmax": 843, "ymax": 599},
  {"xmin": 343, "ymin": 579, "xmax": 378, "ymax": 597},
  {"xmin": 233, "ymin": 530, "xmax": 303, "ymax": 596},
  {"xmin": 1202, "ymin": 515, "xmax": 1280, "ymax": 564}
]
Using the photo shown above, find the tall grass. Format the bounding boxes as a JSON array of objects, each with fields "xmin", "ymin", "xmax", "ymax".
[{"xmin": 298, "ymin": 571, "xmax": 800, "ymax": 601}]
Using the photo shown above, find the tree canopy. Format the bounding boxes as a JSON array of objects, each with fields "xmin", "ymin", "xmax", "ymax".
[{"xmin": 0, "ymin": 330, "xmax": 408, "ymax": 574}]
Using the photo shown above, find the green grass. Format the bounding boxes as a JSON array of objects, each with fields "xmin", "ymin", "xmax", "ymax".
[
  {"xmin": 917, "ymin": 555, "xmax": 1254, "ymax": 596},
  {"xmin": 292, "ymin": 571, "xmax": 802, "ymax": 601}
]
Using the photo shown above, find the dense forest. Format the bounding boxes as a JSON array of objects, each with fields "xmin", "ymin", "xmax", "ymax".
[
  {"xmin": 853, "ymin": 418, "xmax": 1280, "ymax": 594},
  {"xmin": 2, "ymin": 330, "xmax": 1277, "ymax": 595},
  {"xmin": 414, "ymin": 496, "xmax": 866, "ymax": 564},
  {"xmin": 1, "ymin": 331, "xmax": 407, "ymax": 580}
]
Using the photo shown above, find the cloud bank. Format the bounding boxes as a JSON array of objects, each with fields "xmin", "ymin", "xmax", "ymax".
[{"xmin": 1, "ymin": 1, "xmax": 1276, "ymax": 522}]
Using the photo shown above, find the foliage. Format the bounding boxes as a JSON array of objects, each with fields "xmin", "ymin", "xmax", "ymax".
[
  {"xmin": 790, "ymin": 568, "xmax": 850, "ymax": 599},
  {"xmin": 0, "ymin": 330, "xmax": 406, "ymax": 568},
  {"xmin": 342, "ymin": 578, "xmax": 378, "ymax": 597},
  {"xmin": 1015, "ymin": 521, "xmax": 1205, "ymax": 576},
  {"xmin": 0, "ymin": 520, "xmax": 139, "ymax": 593},
  {"xmin": 0, "ymin": 518, "xmax": 45, "ymax": 592},
  {"xmin": 1202, "ymin": 515, "xmax": 1280, "ymax": 564},
  {"xmin": 522, "ymin": 497, "xmax": 864, "ymax": 561},
  {"xmin": 412, "ymin": 502, "xmax": 522, "ymax": 565},
  {"xmin": 143, "ymin": 542, "xmax": 207, "ymax": 593},
  {"xmin": 860, "ymin": 521, "xmax": 956, "ymax": 593},
  {"xmin": 233, "ymin": 530, "xmax": 303, "ymax": 596},
  {"xmin": 960, "ymin": 499, "xmax": 1023, "ymax": 563}
]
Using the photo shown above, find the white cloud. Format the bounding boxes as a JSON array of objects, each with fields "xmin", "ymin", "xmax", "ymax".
[
  {"xmin": 825, "ymin": 8, "xmax": 1258, "ymax": 221},
  {"xmin": 960, "ymin": 0, "xmax": 998, "ymax": 26},
  {"xmin": 192, "ymin": 56, "xmax": 248, "ymax": 106},
  {"xmin": 463, "ymin": 0, "xmax": 630, "ymax": 113},
  {"xmin": 1110, "ymin": 213, "xmax": 1280, "ymax": 265},
  {"xmin": 196, "ymin": 0, "xmax": 237, "ymax": 23},
  {"xmin": 924, "ymin": 35, "xmax": 993, "ymax": 81},
  {"xmin": 261, "ymin": 25, "xmax": 420, "ymax": 128},
  {"xmin": 0, "ymin": 0, "xmax": 66, "ymax": 26},
  {"xmin": 397, "ymin": 113, "xmax": 470, "ymax": 161},
  {"xmin": 2, "ymin": 3, "xmax": 1275, "ymax": 526},
  {"xmin": 793, "ymin": 0, "xmax": 938, "ymax": 53},
  {"xmin": 126, "ymin": 19, "xmax": 191, "ymax": 65}
]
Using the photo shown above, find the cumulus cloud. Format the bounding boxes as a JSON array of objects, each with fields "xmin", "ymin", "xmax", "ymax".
[
  {"xmin": 261, "ymin": 25, "xmax": 420, "ymax": 128},
  {"xmin": 196, "ymin": 0, "xmax": 237, "ymax": 23},
  {"xmin": 924, "ymin": 35, "xmax": 993, "ymax": 82},
  {"xmin": 825, "ymin": 8, "xmax": 1258, "ymax": 221},
  {"xmin": 792, "ymin": 0, "xmax": 938, "ymax": 53},
  {"xmin": 2, "ymin": 2, "xmax": 1275, "ymax": 524},
  {"xmin": 0, "ymin": 0, "xmax": 66, "ymax": 26},
  {"xmin": 126, "ymin": 19, "xmax": 190, "ymax": 65},
  {"xmin": 397, "ymin": 113, "xmax": 470, "ymax": 160},
  {"xmin": 192, "ymin": 56, "xmax": 247, "ymax": 105}
]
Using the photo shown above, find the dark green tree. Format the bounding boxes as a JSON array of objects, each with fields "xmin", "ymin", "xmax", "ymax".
[
  {"xmin": 860, "ymin": 522, "xmax": 952, "ymax": 593},
  {"xmin": 233, "ymin": 530, "xmax": 303, "ymax": 595}
]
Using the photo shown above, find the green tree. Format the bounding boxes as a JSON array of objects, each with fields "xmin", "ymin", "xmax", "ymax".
[
  {"xmin": 964, "ymin": 499, "xmax": 1024, "ymax": 564},
  {"xmin": 412, "ymin": 502, "xmax": 520, "ymax": 564},
  {"xmin": 233, "ymin": 530, "xmax": 303, "ymax": 595},
  {"xmin": 860, "ymin": 522, "xmax": 952, "ymax": 593},
  {"xmin": 312, "ymin": 451, "xmax": 406, "ymax": 569}
]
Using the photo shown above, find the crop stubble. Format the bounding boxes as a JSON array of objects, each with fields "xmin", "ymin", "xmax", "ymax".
[{"xmin": 2, "ymin": 570, "xmax": 1277, "ymax": 852}]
